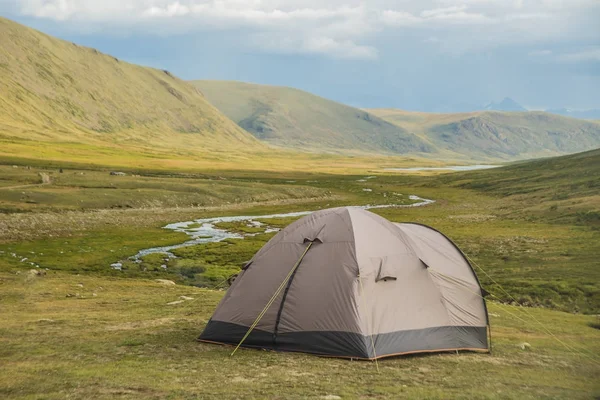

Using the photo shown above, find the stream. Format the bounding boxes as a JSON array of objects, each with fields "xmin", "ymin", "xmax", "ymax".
[
  {"xmin": 384, "ymin": 165, "xmax": 500, "ymax": 172},
  {"xmin": 113, "ymin": 195, "xmax": 435, "ymax": 269}
]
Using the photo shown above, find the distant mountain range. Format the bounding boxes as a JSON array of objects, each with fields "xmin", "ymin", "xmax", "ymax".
[
  {"xmin": 484, "ymin": 98, "xmax": 527, "ymax": 112},
  {"xmin": 545, "ymin": 108, "xmax": 600, "ymax": 120},
  {"xmin": 482, "ymin": 98, "xmax": 600, "ymax": 120},
  {"xmin": 194, "ymin": 81, "xmax": 600, "ymax": 161},
  {"xmin": 1, "ymin": 16, "xmax": 599, "ymax": 164}
]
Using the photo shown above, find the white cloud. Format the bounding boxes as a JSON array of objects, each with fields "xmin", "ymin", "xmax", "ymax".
[
  {"xmin": 420, "ymin": 5, "xmax": 468, "ymax": 18},
  {"xmin": 529, "ymin": 49, "xmax": 552, "ymax": 56},
  {"xmin": 7, "ymin": 0, "xmax": 600, "ymax": 60},
  {"xmin": 380, "ymin": 10, "xmax": 421, "ymax": 26},
  {"xmin": 558, "ymin": 48, "xmax": 600, "ymax": 63}
]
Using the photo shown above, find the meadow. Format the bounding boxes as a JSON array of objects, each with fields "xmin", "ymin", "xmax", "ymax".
[{"xmin": 1, "ymin": 152, "xmax": 599, "ymax": 399}]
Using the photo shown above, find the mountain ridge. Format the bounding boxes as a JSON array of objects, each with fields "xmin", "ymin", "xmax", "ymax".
[
  {"xmin": 193, "ymin": 80, "xmax": 600, "ymax": 161},
  {"xmin": 483, "ymin": 97, "xmax": 527, "ymax": 112},
  {"xmin": 191, "ymin": 80, "xmax": 434, "ymax": 156}
]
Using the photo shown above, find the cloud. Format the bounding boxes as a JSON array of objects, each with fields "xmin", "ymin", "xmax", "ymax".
[
  {"xmin": 6, "ymin": 0, "xmax": 600, "ymax": 60},
  {"xmin": 529, "ymin": 49, "xmax": 552, "ymax": 57},
  {"xmin": 420, "ymin": 5, "xmax": 468, "ymax": 18},
  {"xmin": 558, "ymin": 48, "xmax": 600, "ymax": 63}
]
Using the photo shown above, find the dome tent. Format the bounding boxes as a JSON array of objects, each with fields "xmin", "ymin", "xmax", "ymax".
[{"xmin": 199, "ymin": 207, "xmax": 490, "ymax": 359}]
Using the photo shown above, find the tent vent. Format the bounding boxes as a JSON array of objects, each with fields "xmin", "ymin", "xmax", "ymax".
[{"xmin": 375, "ymin": 258, "xmax": 398, "ymax": 282}]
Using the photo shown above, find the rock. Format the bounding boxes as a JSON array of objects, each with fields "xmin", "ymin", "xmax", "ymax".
[
  {"xmin": 160, "ymin": 264, "xmax": 167, "ymax": 269},
  {"xmin": 519, "ymin": 342, "xmax": 531, "ymax": 351},
  {"xmin": 321, "ymin": 396, "xmax": 342, "ymax": 400},
  {"xmin": 167, "ymin": 300, "xmax": 185, "ymax": 305},
  {"xmin": 156, "ymin": 279, "xmax": 176, "ymax": 285},
  {"xmin": 92, "ymin": 293, "xmax": 97, "ymax": 297},
  {"xmin": 66, "ymin": 293, "xmax": 76, "ymax": 298},
  {"xmin": 76, "ymin": 283, "xmax": 84, "ymax": 288},
  {"xmin": 179, "ymin": 295, "xmax": 194, "ymax": 300},
  {"xmin": 27, "ymin": 269, "xmax": 45, "ymax": 278},
  {"xmin": 110, "ymin": 262, "xmax": 122, "ymax": 270}
]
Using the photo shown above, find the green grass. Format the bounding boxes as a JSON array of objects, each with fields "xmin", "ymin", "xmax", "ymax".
[
  {"xmin": 0, "ymin": 271, "xmax": 598, "ymax": 399},
  {"xmin": 2, "ymin": 152, "xmax": 598, "ymax": 313},
  {"xmin": 0, "ymin": 150, "xmax": 599, "ymax": 398}
]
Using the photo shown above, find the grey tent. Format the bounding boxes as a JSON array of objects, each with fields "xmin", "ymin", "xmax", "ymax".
[{"xmin": 199, "ymin": 207, "xmax": 489, "ymax": 359}]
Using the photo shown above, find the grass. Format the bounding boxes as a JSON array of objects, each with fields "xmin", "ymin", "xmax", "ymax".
[
  {"xmin": 2, "ymin": 155, "xmax": 599, "ymax": 313},
  {"xmin": 0, "ymin": 149, "xmax": 599, "ymax": 398},
  {"xmin": 0, "ymin": 271, "xmax": 598, "ymax": 399}
]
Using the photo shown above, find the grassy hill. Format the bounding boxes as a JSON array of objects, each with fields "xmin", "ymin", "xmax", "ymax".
[
  {"xmin": 0, "ymin": 18, "xmax": 266, "ymax": 163},
  {"xmin": 370, "ymin": 108, "xmax": 600, "ymax": 160},
  {"xmin": 191, "ymin": 80, "xmax": 433, "ymax": 155}
]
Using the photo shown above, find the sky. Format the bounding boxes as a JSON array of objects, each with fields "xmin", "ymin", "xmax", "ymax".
[{"xmin": 1, "ymin": 0, "xmax": 599, "ymax": 111}]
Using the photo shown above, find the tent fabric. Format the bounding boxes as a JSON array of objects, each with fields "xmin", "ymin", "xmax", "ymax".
[{"xmin": 199, "ymin": 207, "xmax": 489, "ymax": 359}]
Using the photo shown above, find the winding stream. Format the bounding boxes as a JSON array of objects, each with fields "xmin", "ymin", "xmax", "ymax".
[
  {"xmin": 117, "ymin": 195, "xmax": 435, "ymax": 268},
  {"xmin": 384, "ymin": 165, "xmax": 500, "ymax": 172}
]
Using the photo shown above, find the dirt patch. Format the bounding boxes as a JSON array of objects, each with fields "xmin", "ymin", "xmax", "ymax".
[{"xmin": 105, "ymin": 317, "xmax": 175, "ymax": 331}]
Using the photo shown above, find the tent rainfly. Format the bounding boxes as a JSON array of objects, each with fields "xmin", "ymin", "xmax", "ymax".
[{"xmin": 199, "ymin": 207, "xmax": 490, "ymax": 359}]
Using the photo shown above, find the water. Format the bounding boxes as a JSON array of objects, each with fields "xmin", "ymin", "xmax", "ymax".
[
  {"xmin": 123, "ymin": 195, "xmax": 435, "ymax": 265},
  {"xmin": 384, "ymin": 165, "xmax": 500, "ymax": 172}
]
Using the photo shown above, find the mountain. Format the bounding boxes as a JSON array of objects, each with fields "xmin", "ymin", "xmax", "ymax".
[
  {"xmin": 483, "ymin": 97, "xmax": 527, "ymax": 112},
  {"xmin": 546, "ymin": 108, "xmax": 600, "ymax": 120},
  {"xmin": 368, "ymin": 109, "xmax": 600, "ymax": 160},
  {"xmin": 0, "ymin": 17, "xmax": 263, "ymax": 160},
  {"xmin": 191, "ymin": 80, "xmax": 433, "ymax": 155}
]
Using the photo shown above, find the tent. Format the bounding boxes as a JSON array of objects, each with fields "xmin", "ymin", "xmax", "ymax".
[{"xmin": 199, "ymin": 207, "xmax": 490, "ymax": 359}]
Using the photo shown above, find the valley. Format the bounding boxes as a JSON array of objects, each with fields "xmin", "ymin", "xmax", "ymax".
[
  {"xmin": 0, "ymin": 15, "xmax": 599, "ymax": 400},
  {"xmin": 1, "ymin": 153, "xmax": 599, "ymax": 398}
]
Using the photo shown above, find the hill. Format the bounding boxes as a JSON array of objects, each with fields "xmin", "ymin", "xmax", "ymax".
[
  {"xmin": 429, "ymin": 147, "xmax": 600, "ymax": 225},
  {"xmin": 369, "ymin": 108, "xmax": 600, "ymax": 160},
  {"xmin": 0, "ymin": 17, "xmax": 264, "ymax": 162},
  {"xmin": 191, "ymin": 80, "xmax": 433, "ymax": 155}
]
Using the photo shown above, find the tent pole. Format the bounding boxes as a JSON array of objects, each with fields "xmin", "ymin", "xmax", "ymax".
[
  {"xmin": 230, "ymin": 241, "xmax": 314, "ymax": 357},
  {"xmin": 358, "ymin": 274, "xmax": 380, "ymax": 372}
]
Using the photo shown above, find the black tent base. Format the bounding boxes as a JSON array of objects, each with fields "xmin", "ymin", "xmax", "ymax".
[
  {"xmin": 198, "ymin": 320, "xmax": 489, "ymax": 360},
  {"xmin": 197, "ymin": 338, "xmax": 490, "ymax": 361}
]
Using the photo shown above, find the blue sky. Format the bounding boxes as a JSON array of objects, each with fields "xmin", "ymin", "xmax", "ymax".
[{"xmin": 2, "ymin": 0, "xmax": 599, "ymax": 111}]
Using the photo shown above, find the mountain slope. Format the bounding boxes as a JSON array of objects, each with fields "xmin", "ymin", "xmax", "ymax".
[
  {"xmin": 0, "ymin": 17, "xmax": 263, "ymax": 157},
  {"xmin": 369, "ymin": 109, "xmax": 600, "ymax": 160},
  {"xmin": 191, "ymin": 80, "xmax": 433, "ymax": 155}
]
